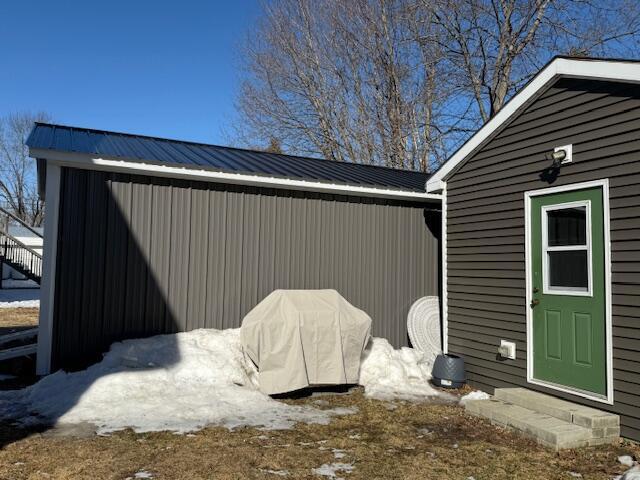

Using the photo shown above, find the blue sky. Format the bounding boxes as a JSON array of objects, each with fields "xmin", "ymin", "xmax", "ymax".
[{"xmin": 0, "ymin": 1, "xmax": 261, "ymax": 144}]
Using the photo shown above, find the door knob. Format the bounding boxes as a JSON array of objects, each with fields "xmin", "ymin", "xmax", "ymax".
[{"xmin": 530, "ymin": 299, "xmax": 540, "ymax": 308}]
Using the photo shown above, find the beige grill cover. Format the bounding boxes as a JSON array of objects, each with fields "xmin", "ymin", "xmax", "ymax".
[{"xmin": 241, "ymin": 290, "xmax": 372, "ymax": 395}]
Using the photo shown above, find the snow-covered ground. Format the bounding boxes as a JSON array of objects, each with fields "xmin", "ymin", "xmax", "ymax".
[
  {"xmin": 0, "ymin": 328, "xmax": 449, "ymax": 434},
  {"xmin": 0, "ymin": 284, "xmax": 40, "ymax": 308}
]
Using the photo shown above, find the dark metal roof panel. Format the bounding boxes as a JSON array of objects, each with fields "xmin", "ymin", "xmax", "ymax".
[{"xmin": 27, "ymin": 123, "xmax": 430, "ymax": 192}]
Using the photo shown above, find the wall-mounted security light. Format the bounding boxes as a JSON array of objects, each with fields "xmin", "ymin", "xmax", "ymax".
[
  {"xmin": 552, "ymin": 144, "xmax": 573, "ymax": 166},
  {"xmin": 551, "ymin": 149, "xmax": 567, "ymax": 163}
]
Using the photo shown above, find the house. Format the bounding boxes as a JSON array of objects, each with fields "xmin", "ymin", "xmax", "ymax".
[
  {"xmin": 27, "ymin": 56, "xmax": 640, "ymax": 441},
  {"xmin": 427, "ymin": 57, "xmax": 640, "ymax": 441},
  {"xmin": 27, "ymin": 125, "xmax": 441, "ymax": 374}
]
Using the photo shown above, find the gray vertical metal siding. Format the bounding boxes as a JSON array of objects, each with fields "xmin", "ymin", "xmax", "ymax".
[
  {"xmin": 52, "ymin": 169, "xmax": 440, "ymax": 370},
  {"xmin": 445, "ymin": 78, "xmax": 640, "ymax": 440}
]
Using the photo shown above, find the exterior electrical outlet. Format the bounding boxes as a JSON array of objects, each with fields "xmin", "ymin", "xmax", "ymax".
[{"xmin": 499, "ymin": 340, "xmax": 517, "ymax": 360}]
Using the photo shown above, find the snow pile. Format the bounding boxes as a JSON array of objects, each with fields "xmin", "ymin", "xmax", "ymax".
[
  {"xmin": 0, "ymin": 329, "xmax": 349, "ymax": 434},
  {"xmin": 0, "ymin": 329, "xmax": 450, "ymax": 434},
  {"xmin": 0, "ymin": 287, "xmax": 39, "ymax": 308},
  {"xmin": 358, "ymin": 337, "xmax": 447, "ymax": 401},
  {"xmin": 459, "ymin": 390, "xmax": 491, "ymax": 405}
]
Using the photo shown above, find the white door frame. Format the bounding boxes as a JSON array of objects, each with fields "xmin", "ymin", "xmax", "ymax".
[{"xmin": 524, "ymin": 179, "xmax": 613, "ymax": 405}]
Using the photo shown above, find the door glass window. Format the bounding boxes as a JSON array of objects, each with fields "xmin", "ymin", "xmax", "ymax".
[
  {"xmin": 548, "ymin": 207, "xmax": 586, "ymax": 246},
  {"xmin": 548, "ymin": 251, "xmax": 588, "ymax": 288},
  {"xmin": 544, "ymin": 204, "xmax": 590, "ymax": 294}
]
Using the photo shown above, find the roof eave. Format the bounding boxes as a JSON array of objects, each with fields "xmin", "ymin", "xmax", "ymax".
[{"xmin": 31, "ymin": 148, "xmax": 441, "ymax": 203}]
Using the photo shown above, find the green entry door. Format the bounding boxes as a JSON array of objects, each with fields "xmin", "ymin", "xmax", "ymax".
[{"xmin": 530, "ymin": 186, "xmax": 607, "ymax": 396}]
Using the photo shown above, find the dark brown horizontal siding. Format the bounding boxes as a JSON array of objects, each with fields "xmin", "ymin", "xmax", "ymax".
[
  {"xmin": 446, "ymin": 78, "xmax": 640, "ymax": 441},
  {"xmin": 451, "ymin": 139, "xmax": 640, "ymax": 194},
  {"xmin": 53, "ymin": 168, "xmax": 440, "ymax": 370}
]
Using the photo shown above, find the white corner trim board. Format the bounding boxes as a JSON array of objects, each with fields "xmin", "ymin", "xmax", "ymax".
[
  {"xmin": 426, "ymin": 58, "xmax": 640, "ymax": 193},
  {"xmin": 524, "ymin": 179, "xmax": 613, "ymax": 405},
  {"xmin": 29, "ymin": 149, "xmax": 441, "ymax": 203},
  {"xmin": 37, "ymin": 163, "xmax": 61, "ymax": 375},
  {"xmin": 441, "ymin": 182, "xmax": 448, "ymax": 354}
]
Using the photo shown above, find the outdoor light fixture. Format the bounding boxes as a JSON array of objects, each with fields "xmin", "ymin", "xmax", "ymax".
[
  {"xmin": 540, "ymin": 144, "xmax": 573, "ymax": 183},
  {"xmin": 552, "ymin": 144, "xmax": 573, "ymax": 166},
  {"xmin": 551, "ymin": 149, "xmax": 567, "ymax": 163}
]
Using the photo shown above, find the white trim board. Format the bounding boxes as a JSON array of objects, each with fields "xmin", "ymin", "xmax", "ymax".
[
  {"xmin": 30, "ymin": 149, "xmax": 441, "ymax": 203},
  {"xmin": 427, "ymin": 58, "xmax": 640, "ymax": 193},
  {"xmin": 524, "ymin": 179, "xmax": 613, "ymax": 405},
  {"xmin": 36, "ymin": 163, "xmax": 61, "ymax": 375},
  {"xmin": 441, "ymin": 182, "xmax": 448, "ymax": 354}
]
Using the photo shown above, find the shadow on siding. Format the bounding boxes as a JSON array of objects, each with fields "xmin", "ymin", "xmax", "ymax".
[{"xmin": 1, "ymin": 169, "xmax": 182, "ymax": 448}]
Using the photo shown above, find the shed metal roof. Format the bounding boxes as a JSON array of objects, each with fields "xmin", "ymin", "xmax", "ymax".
[{"xmin": 28, "ymin": 123, "xmax": 430, "ymax": 193}]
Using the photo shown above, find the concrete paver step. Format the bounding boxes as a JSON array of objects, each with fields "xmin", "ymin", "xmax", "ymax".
[
  {"xmin": 465, "ymin": 394, "xmax": 620, "ymax": 450},
  {"xmin": 493, "ymin": 388, "xmax": 619, "ymax": 429}
]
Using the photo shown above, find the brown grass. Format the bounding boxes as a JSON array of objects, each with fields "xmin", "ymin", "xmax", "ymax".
[
  {"xmin": 0, "ymin": 389, "xmax": 637, "ymax": 480},
  {"xmin": 0, "ymin": 308, "xmax": 38, "ymax": 332}
]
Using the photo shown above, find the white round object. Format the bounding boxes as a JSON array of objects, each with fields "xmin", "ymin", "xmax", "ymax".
[{"xmin": 407, "ymin": 296, "xmax": 442, "ymax": 360}]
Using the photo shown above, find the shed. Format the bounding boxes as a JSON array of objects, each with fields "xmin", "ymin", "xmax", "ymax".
[
  {"xmin": 427, "ymin": 57, "xmax": 640, "ymax": 440},
  {"xmin": 28, "ymin": 124, "xmax": 442, "ymax": 373}
]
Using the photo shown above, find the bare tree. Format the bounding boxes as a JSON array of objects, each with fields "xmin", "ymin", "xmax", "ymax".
[
  {"xmin": 235, "ymin": 0, "xmax": 640, "ymax": 170},
  {"xmin": 235, "ymin": 0, "xmax": 460, "ymax": 172},
  {"xmin": 0, "ymin": 112, "xmax": 50, "ymax": 227},
  {"xmin": 430, "ymin": 0, "xmax": 640, "ymax": 123}
]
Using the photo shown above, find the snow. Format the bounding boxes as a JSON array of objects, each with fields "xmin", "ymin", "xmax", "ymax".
[
  {"xmin": 0, "ymin": 328, "xmax": 449, "ymax": 434},
  {"xmin": 332, "ymin": 448, "xmax": 346, "ymax": 459},
  {"xmin": 0, "ymin": 329, "xmax": 352, "ymax": 434},
  {"xmin": 358, "ymin": 337, "xmax": 448, "ymax": 401},
  {"xmin": 620, "ymin": 456, "xmax": 637, "ymax": 468},
  {"xmin": 616, "ymin": 457, "xmax": 640, "ymax": 480},
  {"xmin": 616, "ymin": 466, "xmax": 640, "ymax": 480},
  {"xmin": 459, "ymin": 390, "xmax": 491, "ymax": 405},
  {"xmin": 0, "ymin": 287, "xmax": 39, "ymax": 308},
  {"xmin": 311, "ymin": 462, "xmax": 354, "ymax": 478}
]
